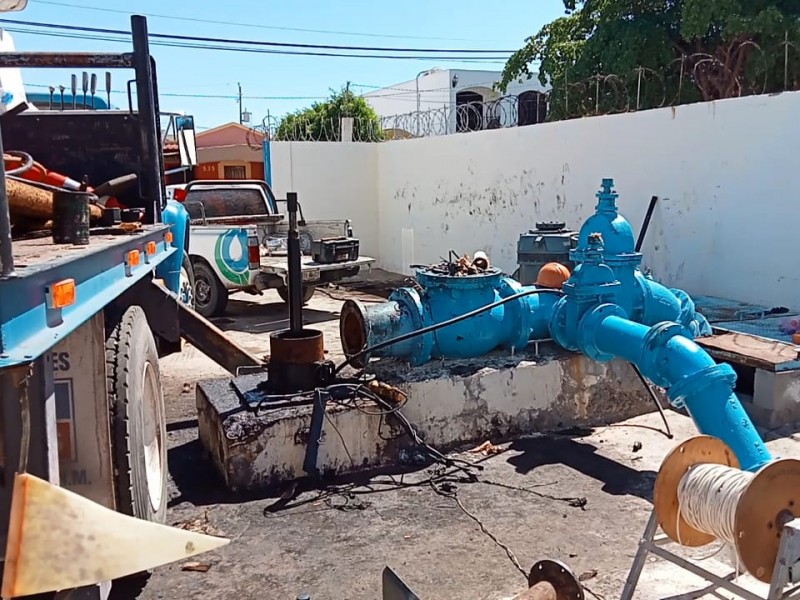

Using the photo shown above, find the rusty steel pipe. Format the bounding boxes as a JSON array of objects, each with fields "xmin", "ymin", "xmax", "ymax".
[
  {"xmin": 511, "ymin": 560, "xmax": 584, "ymax": 600},
  {"xmin": 0, "ymin": 52, "xmax": 134, "ymax": 69}
]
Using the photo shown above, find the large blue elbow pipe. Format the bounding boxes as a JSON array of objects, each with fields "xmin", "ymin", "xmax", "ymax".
[
  {"xmin": 339, "ymin": 269, "xmax": 559, "ymax": 366},
  {"xmin": 577, "ymin": 305, "xmax": 771, "ymax": 471}
]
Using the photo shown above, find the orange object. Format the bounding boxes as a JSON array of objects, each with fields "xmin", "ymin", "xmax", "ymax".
[
  {"xmin": 146, "ymin": 241, "xmax": 157, "ymax": 256},
  {"xmin": 126, "ymin": 250, "xmax": 141, "ymax": 268},
  {"xmin": 536, "ymin": 262, "xmax": 571, "ymax": 289},
  {"xmin": 793, "ymin": 332, "xmax": 800, "ymax": 346},
  {"xmin": 164, "ymin": 231, "xmax": 174, "ymax": 244},
  {"xmin": 46, "ymin": 279, "xmax": 76, "ymax": 309}
]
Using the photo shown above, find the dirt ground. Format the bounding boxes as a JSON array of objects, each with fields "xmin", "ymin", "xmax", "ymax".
[{"xmin": 112, "ymin": 273, "xmax": 800, "ymax": 600}]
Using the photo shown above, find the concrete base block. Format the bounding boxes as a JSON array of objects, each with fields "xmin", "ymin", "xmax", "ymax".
[
  {"xmin": 197, "ymin": 347, "xmax": 654, "ymax": 491},
  {"xmin": 745, "ymin": 368, "xmax": 800, "ymax": 428}
]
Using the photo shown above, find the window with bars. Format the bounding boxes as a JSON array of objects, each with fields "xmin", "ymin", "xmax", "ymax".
[{"xmin": 223, "ymin": 165, "xmax": 247, "ymax": 179}]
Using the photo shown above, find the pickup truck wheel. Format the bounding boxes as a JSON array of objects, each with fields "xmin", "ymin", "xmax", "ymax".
[
  {"xmin": 106, "ymin": 306, "xmax": 167, "ymax": 525},
  {"xmin": 277, "ymin": 283, "xmax": 316, "ymax": 304},
  {"xmin": 193, "ymin": 260, "xmax": 228, "ymax": 317}
]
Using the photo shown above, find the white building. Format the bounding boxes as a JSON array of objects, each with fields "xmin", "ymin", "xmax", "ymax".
[{"xmin": 362, "ymin": 68, "xmax": 549, "ymax": 137}]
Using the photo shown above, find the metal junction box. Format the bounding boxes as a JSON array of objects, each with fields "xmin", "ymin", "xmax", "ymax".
[{"xmin": 516, "ymin": 221, "xmax": 577, "ymax": 285}]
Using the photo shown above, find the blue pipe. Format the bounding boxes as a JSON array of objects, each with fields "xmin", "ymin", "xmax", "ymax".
[
  {"xmin": 339, "ymin": 269, "xmax": 559, "ymax": 366},
  {"xmin": 340, "ymin": 178, "xmax": 768, "ymax": 472},
  {"xmin": 576, "ymin": 307, "xmax": 771, "ymax": 471}
]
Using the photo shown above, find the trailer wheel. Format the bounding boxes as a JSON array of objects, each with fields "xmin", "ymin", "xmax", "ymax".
[
  {"xmin": 106, "ymin": 306, "xmax": 168, "ymax": 524},
  {"xmin": 277, "ymin": 284, "xmax": 316, "ymax": 305},
  {"xmin": 192, "ymin": 260, "xmax": 228, "ymax": 317}
]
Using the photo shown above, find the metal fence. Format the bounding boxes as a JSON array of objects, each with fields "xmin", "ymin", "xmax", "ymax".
[{"xmin": 248, "ymin": 42, "xmax": 800, "ymax": 144}]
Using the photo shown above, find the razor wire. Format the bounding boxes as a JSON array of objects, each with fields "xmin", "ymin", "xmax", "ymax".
[{"xmin": 245, "ymin": 41, "xmax": 800, "ymax": 144}]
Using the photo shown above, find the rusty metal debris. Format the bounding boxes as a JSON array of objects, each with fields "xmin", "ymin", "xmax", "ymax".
[
  {"xmin": 469, "ymin": 440, "xmax": 503, "ymax": 456},
  {"xmin": 173, "ymin": 510, "xmax": 225, "ymax": 537},
  {"xmin": 412, "ymin": 249, "xmax": 492, "ymax": 277},
  {"xmin": 181, "ymin": 562, "xmax": 212, "ymax": 573}
]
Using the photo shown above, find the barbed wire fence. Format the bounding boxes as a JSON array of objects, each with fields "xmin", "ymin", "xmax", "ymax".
[{"xmin": 245, "ymin": 40, "xmax": 800, "ymax": 145}]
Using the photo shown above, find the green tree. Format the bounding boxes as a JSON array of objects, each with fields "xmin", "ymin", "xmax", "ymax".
[
  {"xmin": 498, "ymin": 1, "xmax": 800, "ymax": 120},
  {"xmin": 275, "ymin": 86, "xmax": 384, "ymax": 141}
]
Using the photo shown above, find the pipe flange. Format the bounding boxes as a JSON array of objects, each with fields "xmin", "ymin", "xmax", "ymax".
[
  {"xmin": 527, "ymin": 559, "xmax": 584, "ymax": 600},
  {"xmin": 391, "ymin": 287, "xmax": 435, "ymax": 366},
  {"xmin": 497, "ymin": 277, "xmax": 536, "ymax": 351},
  {"xmin": 639, "ymin": 321, "xmax": 685, "ymax": 387},
  {"xmin": 578, "ymin": 303, "xmax": 628, "ymax": 362},
  {"xmin": 340, "ymin": 299, "xmax": 372, "ymax": 368},
  {"xmin": 668, "ymin": 362, "xmax": 737, "ymax": 410}
]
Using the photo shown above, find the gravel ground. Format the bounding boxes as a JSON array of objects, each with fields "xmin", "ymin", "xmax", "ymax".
[{"xmin": 109, "ymin": 278, "xmax": 800, "ymax": 600}]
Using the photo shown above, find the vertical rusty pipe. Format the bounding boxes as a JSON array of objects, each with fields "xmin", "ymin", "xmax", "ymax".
[
  {"xmin": 286, "ymin": 192, "xmax": 303, "ymax": 335},
  {"xmin": 0, "ymin": 119, "xmax": 15, "ymax": 278}
]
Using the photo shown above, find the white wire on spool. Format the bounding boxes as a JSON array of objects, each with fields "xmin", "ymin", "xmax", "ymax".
[
  {"xmin": 677, "ymin": 463, "xmax": 754, "ymax": 546},
  {"xmin": 653, "ymin": 435, "xmax": 800, "ymax": 584}
]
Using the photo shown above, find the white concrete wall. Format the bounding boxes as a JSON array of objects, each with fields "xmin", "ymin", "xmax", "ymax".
[
  {"xmin": 271, "ymin": 91, "xmax": 800, "ymax": 310},
  {"xmin": 269, "ymin": 141, "xmax": 379, "ymax": 259}
]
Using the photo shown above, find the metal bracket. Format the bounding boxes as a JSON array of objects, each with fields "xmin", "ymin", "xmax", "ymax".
[{"xmin": 621, "ymin": 512, "xmax": 800, "ymax": 600}]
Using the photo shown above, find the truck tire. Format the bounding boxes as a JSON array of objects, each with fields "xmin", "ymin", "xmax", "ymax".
[
  {"xmin": 277, "ymin": 283, "xmax": 316, "ymax": 305},
  {"xmin": 192, "ymin": 260, "xmax": 228, "ymax": 318},
  {"xmin": 178, "ymin": 250, "xmax": 196, "ymax": 309},
  {"xmin": 106, "ymin": 306, "xmax": 168, "ymax": 524}
]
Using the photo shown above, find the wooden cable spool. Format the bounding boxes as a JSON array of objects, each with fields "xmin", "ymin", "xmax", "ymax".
[{"xmin": 653, "ymin": 435, "xmax": 800, "ymax": 583}]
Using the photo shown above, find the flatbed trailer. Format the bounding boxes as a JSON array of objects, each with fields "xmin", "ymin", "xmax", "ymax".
[{"xmin": 0, "ymin": 13, "xmax": 263, "ymax": 599}]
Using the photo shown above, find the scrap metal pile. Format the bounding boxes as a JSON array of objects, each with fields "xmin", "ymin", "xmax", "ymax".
[{"xmin": 411, "ymin": 249, "xmax": 490, "ymax": 277}]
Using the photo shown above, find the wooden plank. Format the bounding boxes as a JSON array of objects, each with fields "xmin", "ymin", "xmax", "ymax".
[{"xmin": 697, "ymin": 332, "xmax": 800, "ymax": 372}]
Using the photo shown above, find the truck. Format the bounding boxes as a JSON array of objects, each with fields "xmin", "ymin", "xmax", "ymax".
[
  {"xmin": 166, "ymin": 179, "xmax": 376, "ymax": 317},
  {"xmin": 0, "ymin": 11, "xmax": 263, "ymax": 599}
]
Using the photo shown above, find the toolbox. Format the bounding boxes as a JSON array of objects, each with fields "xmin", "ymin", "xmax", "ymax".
[{"xmin": 310, "ymin": 237, "xmax": 360, "ymax": 263}]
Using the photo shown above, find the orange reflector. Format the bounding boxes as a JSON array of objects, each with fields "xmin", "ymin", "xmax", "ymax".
[
  {"xmin": 46, "ymin": 279, "xmax": 76, "ymax": 309},
  {"xmin": 165, "ymin": 231, "xmax": 174, "ymax": 244},
  {"xmin": 146, "ymin": 241, "xmax": 157, "ymax": 255},
  {"xmin": 126, "ymin": 250, "xmax": 141, "ymax": 267}
]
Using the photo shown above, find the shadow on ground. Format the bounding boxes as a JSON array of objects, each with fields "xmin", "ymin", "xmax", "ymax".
[
  {"xmin": 507, "ymin": 428, "xmax": 657, "ymax": 502},
  {"xmin": 210, "ymin": 299, "xmax": 338, "ymax": 335}
]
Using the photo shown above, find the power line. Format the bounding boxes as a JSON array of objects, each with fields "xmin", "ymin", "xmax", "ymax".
[
  {"xmin": 0, "ymin": 18, "xmax": 514, "ymax": 54},
  {"xmin": 1, "ymin": 25, "xmax": 509, "ymax": 62},
  {"xmin": 35, "ymin": 0, "xmax": 502, "ymax": 44}
]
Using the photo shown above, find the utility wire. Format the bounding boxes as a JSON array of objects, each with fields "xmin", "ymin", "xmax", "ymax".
[
  {"xmin": 1, "ymin": 25, "xmax": 509, "ymax": 62},
  {"xmin": 35, "ymin": 0, "xmax": 502, "ymax": 43},
  {"xmin": 0, "ymin": 18, "xmax": 515, "ymax": 54}
]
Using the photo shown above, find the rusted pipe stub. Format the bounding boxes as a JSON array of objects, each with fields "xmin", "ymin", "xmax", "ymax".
[{"xmin": 269, "ymin": 328, "xmax": 324, "ymax": 365}]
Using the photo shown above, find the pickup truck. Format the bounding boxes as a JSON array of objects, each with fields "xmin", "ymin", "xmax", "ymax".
[{"xmin": 167, "ymin": 179, "xmax": 375, "ymax": 317}]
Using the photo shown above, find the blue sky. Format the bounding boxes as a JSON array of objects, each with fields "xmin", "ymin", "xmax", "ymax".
[{"xmin": 2, "ymin": 0, "xmax": 564, "ymax": 130}]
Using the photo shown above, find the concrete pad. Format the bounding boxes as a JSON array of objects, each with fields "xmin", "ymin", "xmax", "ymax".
[
  {"xmin": 153, "ymin": 409, "xmax": 800, "ymax": 600},
  {"xmin": 197, "ymin": 344, "xmax": 656, "ymax": 491}
]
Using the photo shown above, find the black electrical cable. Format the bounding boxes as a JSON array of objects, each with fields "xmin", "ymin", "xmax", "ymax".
[
  {"xmin": 0, "ymin": 19, "xmax": 514, "ymax": 55},
  {"xmin": 334, "ymin": 287, "xmax": 565, "ymax": 375}
]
